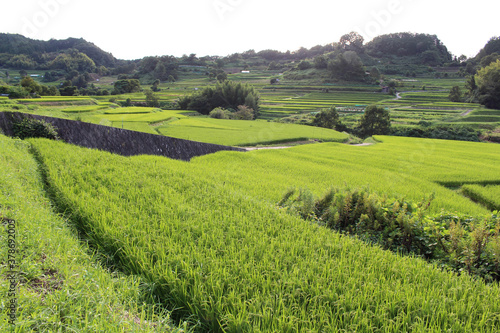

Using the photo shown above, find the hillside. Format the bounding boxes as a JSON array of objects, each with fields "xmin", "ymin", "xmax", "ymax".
[
  {"xmin": 0, "ymin": 32, "xmax": 460, "ymax": 79},
  {"xmin": 0, "ymin": 33, "xmax": 117, "ymax": 68},
  {"xmin": 1, "ymin": 134, "xmax": 498, "ymax": 332}
]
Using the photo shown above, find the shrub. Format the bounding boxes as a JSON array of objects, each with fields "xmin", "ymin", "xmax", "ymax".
[
  {"xmin": 179, "ymin": 80, "xmax": 260, "ymax": 117},
  {"xmin": 209, "ymin": 107, "xmax": 231, "ymax": 119},
  {"xmin": 392, "ymin": 125, "xmax": 481, "ymax": 142},
  {"xmin": 12, "ymin": 117, "xmax": 59, "ymax": 140},
  {"xmin": 3, "ymin": 86, "xmax": 30, "ymax": 99},
  {"xmin": 232, "ymin": 105, "xmax": 254, "ymax": 120},
  {"xmin": 279, "ymin": 187, "xmax": 500, "ymax": 282},
  {"xmin": 297, "ymin": 60, "xmax": 312, "ymax": 70},
  {"xmin": 449, "ymin": 86, "xmax": 463, "ymax": 102}
]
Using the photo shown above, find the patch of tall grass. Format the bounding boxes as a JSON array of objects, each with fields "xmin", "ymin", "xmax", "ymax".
[
  {"xmin": 28, "ymin": 138, "xmax": 500, "ymax": 332},
  {"xmin": 0, "ymin": 135, "xmax": 187, "ymax": 332}
]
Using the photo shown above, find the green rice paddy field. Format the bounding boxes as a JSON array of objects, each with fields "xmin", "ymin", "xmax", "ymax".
[
  {"xmin": 2, "ymin": 132, "xmax": 500, "ymax": 332},
  {"xmin": 3, "ymin": 72, "xmax": 500, "ymax": 137},
  {"xmin": 156, "ymin": 118, "xmax": 348, "ymax": 146},
  {"xmin": 0, "ymin": 135, "xmax": 185, "ymax": 332},
  {"xmin": 5, "ymin": 88, "xmax": 497, "ymax": 148}
]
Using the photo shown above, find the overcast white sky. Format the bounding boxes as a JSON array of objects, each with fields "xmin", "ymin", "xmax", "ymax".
[{"xmin": 1, "ymin": 0, "xmax": 498, "ymax": 60}]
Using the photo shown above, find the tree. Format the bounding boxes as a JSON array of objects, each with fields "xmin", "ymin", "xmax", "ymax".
[
  {"xmin": 123, "ymin": 98, "xmax": 132, "ymax": 107},
  {"xmin": 97, "ymin": 65, "xmax": 110, "ymax": 76},
  {"xmin": 50, "ymin": 50, "xmax": 96, "ymax": 72},
  {"xmin": 312, "ymin": 107, "xmax": 342, "ymax": 130},
  {"xmin": 449, "ymin": 86, "xmax": 463, "ymax": 102},
  {"xmin": 139, "ymin": 56, "xmax": 178, "ymax": 81},
  {"xmin": 370, "ymin": 67, "xmax": 381, "ymax": 81},
  {"xmin": 188, "ymin": 53, "xmax": 199, "ymax": 65},
  {"xmin": 216, "ymin": 71, "xmax": 228, "ymax": 82},
  {"xmin": 313, "ymin": 55, "xmax": 328, "ymax": 69},
  {"xmin": 340, "ymin": 32, "xmax": 364, "ymax": 52},
  {"xmin": 43, "ymin": 71, "xmax": 60, "ymax": 82},
  {"xmin": 179, "ymin": 80, "xmax": 260, "ymax": 116},
  {"xmin": 480, "ymin": 52, "xmax": 500, "ymax": 68},
  {"xmin": 475, "ymin": 59, "xmax": 500, "ymax": 109},
  {"xmin": 328, "ymin": 51, "xmax": 365, "ymax": 81},
  {"xmin": 151, "ymin": 79, "xmax": 160, "ymax": 92},
  {"xmin": 365, "ymin": 33, "xmax": 451, "ymax": 62},
  {"xmin": 20, "ymin": 76, "xmax": 42, "ymax": 95},
  {"xmin": 268, "ymin": 61, "xmax": 280, "ymax": 70},
  {"xmin": 3, "ymin": 86, "xmax": 29, "ymax": 99},
  {"xmin": 72, "ymin": 74, "xmax": 90, "ymax": 89},
  {"xmin": 154, "ymin": 62, "xmax": 168, "ymax": 81},
  {"xmin": 8, "ymin": 55, "xmax": 36, "ymax": 69},
  {"xmin": 421, "ymin": 50, "xmax": 441, "ymax": 66},
  {"xmin": 475, "ymin": 37, "xmax": 500, "ymax": 62},
  {"xmin": 145, "ymin": 89, "xmax": 160, "ymax": 107},
  {"xmin": 59, "ymin": 86, "xmax": 79, "ymax": 96},
  {"xmin": 357, "ymin": 105, "xmax": 391, "ymax": 137},
  {"xmin": 297, "ymin": 60, "xmax": 312, "ymax": 70},
  {"xmin": 465, "ymin": 62, "xmax": 476, "ymax": 75},
  {"xmin": 113, "ymin": 79, "xmax": 141, "ymax": 94},
  {"xmin": 464, "ymin": 75, "xmax": 478, "ymax": 102},
  {"xmin": 215, "ymin": 58, "xmax": 225, "ymax": 69}
]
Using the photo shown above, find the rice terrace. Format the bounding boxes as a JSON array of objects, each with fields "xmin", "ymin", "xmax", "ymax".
[{"xmin": 1, "ymin": 6, "xmax": 500, "ymax": 332}]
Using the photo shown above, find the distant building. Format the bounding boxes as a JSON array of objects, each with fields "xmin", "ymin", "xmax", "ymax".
[
  {"xmin": 241, "ymin": 70, "xmax": 250, "ymax": 74},
  {"xmin": 30, "ymin": 74, "xmax": 40, "ymax": 77}
]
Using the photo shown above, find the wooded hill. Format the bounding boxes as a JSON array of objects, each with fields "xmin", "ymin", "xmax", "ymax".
[
  {"xmin": 0, "ymin": 32, "xmax": 498, "ymax": 82},
  {"xmin": 0, "ymin": 33, "xmax": 116, "ymax": 68}
]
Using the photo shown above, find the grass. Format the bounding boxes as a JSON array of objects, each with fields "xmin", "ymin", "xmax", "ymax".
[
  {"xmin": 461, "ymin": 184, "xmax": 500, "ymax": 211},
  {"xmin": 17, "ymin": 97, "xmax": 95, "ymax": 104},
  {"xmin": 156, "ymin": 118, "xmax": 348, "ymax": 146},
  {"xmin": 0, "ymin": 135, "xmax": 188, "ymax": 332},
  {"xmin": 111, "ymin": 121, "xmax": 158, "ymax": 134},
  {"xmin": 459, "ymin": 116, "xmax": 500, "ymax": 123},
  {"xmin": 5, "ymin": 73, "xmax": 500, "ymax": 142},
  {"xmin": 26, "ymin": 136, "xmax": 500, "ymax": 332},
  {"xmin": 61, "ymin": 105, "xmax": 109, "ymax": 113},
  {"xmin": 259, "ymin": 90, "xmax": 389, "ymax": 118},
  {"xmin": 83, "ymin": 110, "xmax": 188, "ymax": 124},
  {"xmin": 103, "ymin": 107, "xmax": 162, "ymax": 114}
]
